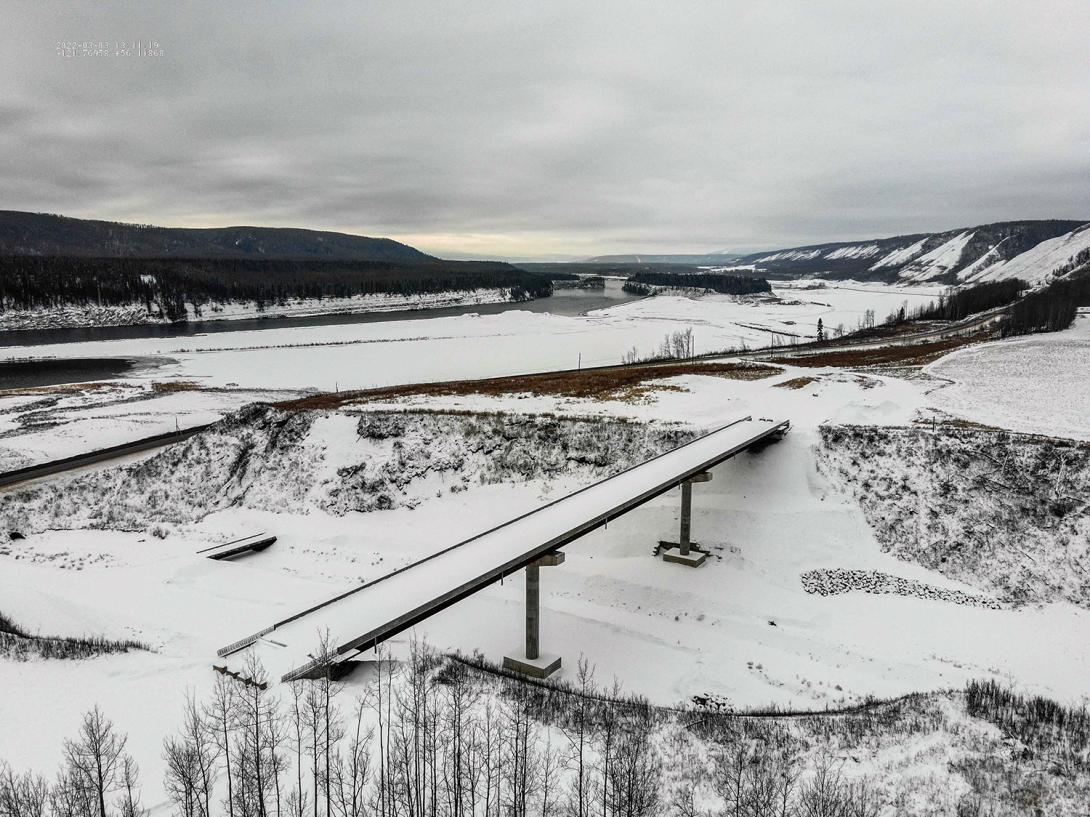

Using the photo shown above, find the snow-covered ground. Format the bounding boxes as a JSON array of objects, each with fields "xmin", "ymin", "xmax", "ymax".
[
  {"xmin": 0, "ymin": 304, "xmax": 155, "ymax": 332},
  {"xmin": 0, "ymin": 280, "xmax": 939, "ymax": 470},
  {"xmin": 4, "ymin": 283, "xmax": 1090, "ymax": 801},
  {"xmin": 0, "ymin": 280, "xmax": 943, "ymax": 392},
  {"xmin": 0, "ymin": 383, "xmax": 296, "ymax": 470},
  {"xmin": 926, "ymin": 309, "xmax": 1090, "ymax": 440},
  {"xmin": 4, "ymin": 345, "xmax": 1090, "ymax": 783},
  {"xmin": 0, "ymin": 288, "xmax": 518, "ymax": 331},
  {"xmin": 184, "ymin": 287, "xmax": 518, "ymax": 322}
]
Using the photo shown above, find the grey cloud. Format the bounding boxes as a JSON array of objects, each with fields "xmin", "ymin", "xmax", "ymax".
[{"xmin": 2, "ymin": 0, "xmax": 1089, "ymax": 257}]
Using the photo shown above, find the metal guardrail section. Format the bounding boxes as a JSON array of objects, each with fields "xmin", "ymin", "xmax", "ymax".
[
  {"xmin": 0, "ymin": 424, "xmax": 212, "ymax": 488},
  {"xmin": 215, "ymin": 415, "xmax": 790, "ymax": 681},
  {"xmin": 217, "ymin": 626, "xmax": 275, "ymax": 658}
]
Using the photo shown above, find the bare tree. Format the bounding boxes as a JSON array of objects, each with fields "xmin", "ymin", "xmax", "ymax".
[
  {"xmin": 175, "ymin": 692, "xmax": 219, "ymax": 817},
  {"xmin": 234, "ymin": 653, "xmax": 277, "ymax": 817},
  {"xmin": 287, "ymin": 682, "xmax": 310, "ymax": 817},
  {"xmin": 163, "ymin": 734, "xmax": 200, "ymax": 817},
  {"xmin": 301, "ymin": 632, "xmax": 344, "ymax": 817},
  {"xmin": 115, "ymin": 757, "xmax": 144, "ymax": 817},
  {"xmin": 62, "ymin": 706, "xmax": 129, "ymax": 817},
  {"xmin": 502, "ymin": 680, "xmax": 539, "ymax": 817},
  {"xmin": 205, "ymin": 673, "xmax": 239, "ymax": 817},
  {"xmin": 329, "ymin": 697, "xmax": 371, "ymax": 817},
  {"xmin": 562, "ymin": 657, "xmax": 597, "ymax": 817},
  {"xmin": 267, "ymin": 698, "xmax": 290, "ymax": 817},
  {"xmin": 0, "ymin": 761, "xmax": 49, "ymax": 817},
  {"xmin": 605, "ymin": 720, "xmax": 661, "ymax": 817},
  {"xmin": 538, "ymin": 733, "xmax": 563, "ymax": 817},
  {"xmin": 51, "ymin": 766, "xmax": 96, "ymax": 817}
]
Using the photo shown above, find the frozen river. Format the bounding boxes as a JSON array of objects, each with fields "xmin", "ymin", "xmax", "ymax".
[{"xmin": 1, "ymin": 280, "xmax": 943, "ymax": 392}]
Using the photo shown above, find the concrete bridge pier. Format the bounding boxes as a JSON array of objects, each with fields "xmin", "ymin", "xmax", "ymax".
[
  {"xmin": 504, "ymin": 551, "xmax": 565, "ymax": 678},
  {"xmin": 661, "ymin": 471, "xmax": 712, "ymax": 567}
]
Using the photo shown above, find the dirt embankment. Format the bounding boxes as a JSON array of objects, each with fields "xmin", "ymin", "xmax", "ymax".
[
  {"xmin": 818, "ymin": 423, "xmax": 1090, "ymax": 607},
  {"xmin": 0, "ymin": 406, "xmax": 697, "ymax": 533},
  {"xmin": 282, "ymin": 360, "xmax": 781, "ymax": 409}
]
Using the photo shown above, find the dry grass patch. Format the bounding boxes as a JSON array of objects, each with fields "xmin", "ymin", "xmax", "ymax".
[
  {"xmin": 283, "ymin": 360, "xmax": 782, "ymax": 411},
  {"xmin": 769, "ymin": 332, "xmax": 991, "ymax": 370},
  {"xmin": 913, "ymin": 417, "xmax": 1005, "ymax": 433},
  {"xmin": 150, "ymin": 380, "xmax": 204, "ymax": 393},
  {"xmin": 0, "ymin": 381, "xmax": 122, "ymax": 398},
  {"xmin": 774, "ymin": 376, "xmax": 819, "ymax": 390}
]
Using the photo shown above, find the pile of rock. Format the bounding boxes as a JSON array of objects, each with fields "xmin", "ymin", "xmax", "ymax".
[{"xmin": 801, "ymin": 568, "xmax": 1002, "ymax": 609}]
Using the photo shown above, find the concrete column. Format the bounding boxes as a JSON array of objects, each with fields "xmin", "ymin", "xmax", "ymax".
[
  {"xmin": 505, "ymin": 551, "xmax": 564, "ymax": 678},
  {"xmin": 525, "ymin": 563, "xmax": 540, "ymax": 660},
  {"xmin": 661, "ymin": 472, "xmax": 710, "ymax": 567},
  {"xmin": 679, "ymin": 480, "xmax": 692, "ymax": 556}
]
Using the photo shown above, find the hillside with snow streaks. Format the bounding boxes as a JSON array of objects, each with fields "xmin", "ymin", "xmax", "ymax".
[
  {"xmin": 897, "ymin": 230, "xmax": 974, "ymax": 282},
  {"xmin": 965, "ymin": 223, "xmax": 1090, "ymax": 285},
  {"xmin": 870, "ymin": 237, "xmax": 929, "ymax": 269},
  {"xmin": 754, "ymin": 248, "xmax": 822, "ymax": 262},
  {"xmin": 738, "ymin": 219, "xmax": 1088, "ymax": 284},
  {"xmin": 824, "ymin": 243, "xmax": 880, "ymax": 260}
]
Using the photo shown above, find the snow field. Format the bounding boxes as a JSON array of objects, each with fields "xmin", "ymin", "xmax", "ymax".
[
  {"xmin": 0, "ymin": 383, "xmax": 298, "ymax": 471},
  {"xmin": 925, "ymin": 310, "xmax": 1090, "ymax": 440},
  {"xmin": 3, "ymin": 288, "xmax": 1090, "ymax": 808},
  {"xmin": 4, "ymin": 359, "xmax": 1090, "ymax": 787},
  {"xmin": 0, "ymin": 281, "xmax": 944, "ymax": 392}
]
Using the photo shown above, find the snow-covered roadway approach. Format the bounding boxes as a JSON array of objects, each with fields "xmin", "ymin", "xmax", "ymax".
[{"xmin": 218, "ymin": 415, "xmax": 789, "ymax": 683}]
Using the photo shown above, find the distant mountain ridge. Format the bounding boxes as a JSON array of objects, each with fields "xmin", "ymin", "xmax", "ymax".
[
  {"xmin": 0, "ymin": 211, "xmax": 432, "ymax": 263},
  {"xmin": 736, "ymin": 220, "xmax": 1090, "ymax": 285}
]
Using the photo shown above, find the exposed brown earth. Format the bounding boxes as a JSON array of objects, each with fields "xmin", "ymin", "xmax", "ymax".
[
  {"xmin": 282, "ymin": 360, "xmax": 782, "ymax": 410},
  {"xmin": 774, "ymin": 376, "xmax": 820, "ymax": 390},
  {"xmin": 767, "ymin": 332, "xmax": 992, "ymax": 369}
]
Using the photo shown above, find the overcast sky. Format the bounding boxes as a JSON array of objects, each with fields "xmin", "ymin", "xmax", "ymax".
[{"xmin": 2, "ymin": 1, "xmax": 1089, "ymax": 259}]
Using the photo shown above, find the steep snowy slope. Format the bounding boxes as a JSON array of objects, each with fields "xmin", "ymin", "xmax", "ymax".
[
  {"xmin": 897, "ymin": 230, "xmax": 975, "ymax": 282},
  {"xmin": 738, "ymin": 220, "xmax": 1087, "ymax": 283},
  {"xmin": 963, "ymin": 223, "xmax": 1090, "ymax": 285}
]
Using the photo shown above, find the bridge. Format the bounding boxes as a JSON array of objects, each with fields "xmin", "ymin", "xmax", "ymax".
[{"xmin": 216, "ymin": 415, "xmax": 789, "ymax": 683}]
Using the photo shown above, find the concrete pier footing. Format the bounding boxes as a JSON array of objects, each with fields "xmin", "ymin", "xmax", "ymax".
[
  {"xmin": 661, "ymin": 545, "xmax": 708, "ymax": 567},
  {"xmin": 503, "ymin": 651, "xmax": 562, "ymax": 679}
]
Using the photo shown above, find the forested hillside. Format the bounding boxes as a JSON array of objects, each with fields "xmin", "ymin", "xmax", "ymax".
[
  {"xmin": 1003, "ymin": 266, "xmax": 1090, "ymax": 336},
  {"xmin": 0, "ymin": 211, "xmax": 430, "ymax": 262},
  {"xmin": 0, "ymin": 256, "xmax": 552, "ymax": 321},
  {"xmin": 622, "ymin": 271, "xmax": 771, "ymax": 295}
]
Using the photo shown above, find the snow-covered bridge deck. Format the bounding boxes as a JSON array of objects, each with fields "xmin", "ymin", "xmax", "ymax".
[{"xmin": 217, "ymin": 415, "xmax": 789, "ymax": 683}]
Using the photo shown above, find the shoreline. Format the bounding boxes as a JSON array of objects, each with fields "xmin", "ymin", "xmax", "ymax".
[{"xmin": 0, "ymin": 287, "xmax": 522, "ymax": 334}]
